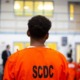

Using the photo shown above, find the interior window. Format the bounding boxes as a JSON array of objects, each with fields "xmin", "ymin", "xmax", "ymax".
[
  {"xmin": 14, "ymin": 0, "xmax": 54, "ymax": 17},
  {"xmin": 14, "ymin": 1, "xmax": 24, "ymax": 16}
]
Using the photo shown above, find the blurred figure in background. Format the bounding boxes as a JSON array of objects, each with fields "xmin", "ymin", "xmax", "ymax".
[
  {"xmin": 1, "ymin": 45, "xmax": 11, "ymax": 70},
  {"xmin": 67, "ymin": 58, "xmax": 76, "ymax": 80},
  {"xmin": 67, "ymin": 44, "xmax": 73, "ymax": 58}
]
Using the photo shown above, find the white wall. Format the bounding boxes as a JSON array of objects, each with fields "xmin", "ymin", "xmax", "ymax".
[{"xmin": 1, "ymin": 0, "xmax": 80, "ymax": 32}]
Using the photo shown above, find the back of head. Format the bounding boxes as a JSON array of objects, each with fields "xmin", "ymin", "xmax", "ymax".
[
  {"xmin": 28, "ymin": 15, "xmax": 51, "ymax": 39},
  {"xmin": 6, "ymin": 45, "xmax": 10, "ymax": 49}
]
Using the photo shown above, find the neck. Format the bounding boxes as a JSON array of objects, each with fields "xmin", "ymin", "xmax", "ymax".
[
  {"xmin": 6, "ymin": 49, "xmax": 9, "ymax": 51},
  {"xmin": 30, "ymin": 38, "xmax": 45, "ymax": 47}
]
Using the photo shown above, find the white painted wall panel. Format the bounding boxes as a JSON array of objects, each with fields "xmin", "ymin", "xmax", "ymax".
[{"xmin": 1, "ymin": 21, "xmax": 15, "ymax": 28}]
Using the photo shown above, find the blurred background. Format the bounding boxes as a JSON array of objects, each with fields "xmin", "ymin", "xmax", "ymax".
[{"xmin": 0, "ymin": 0, "xmax": 80, "ymax": 79}]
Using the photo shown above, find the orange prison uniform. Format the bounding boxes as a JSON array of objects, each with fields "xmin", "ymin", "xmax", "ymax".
[
  {"xmin": 67, "ymin": 62, "xmax": 76, "ymax": 80},
  {"xmin": 3, "ymin": 47, "xmax": 68, "ymax": 80},
  {"xmin": 77, "ymin": 63, "xmax": 80, "ymax": 80}
]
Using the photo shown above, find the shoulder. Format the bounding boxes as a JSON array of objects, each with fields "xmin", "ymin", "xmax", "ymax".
[
  {"xmin": 2, "ymin": 50, "xmax": 6, "ymax": 53},
  {"xmin": 53, "ymin": 49, "xmax": 66, "ymax": 60},
  {"xmin": 50, "ymin": 48, "xmax": 67, "ymax": 62},
  {"xmin": 57, "ymin": 51, "xmax": 67, "ymax": 63},
  {"xmin": 8, "ymin": 48, "xmax": 29, "ymax": 62},
  {"xmin": 49, "ymin": 48, "xmax": 65, "ymax": 57},
  {"xmin": 2, "ymin": 50, "xmax": 7, "ymax": 54}
]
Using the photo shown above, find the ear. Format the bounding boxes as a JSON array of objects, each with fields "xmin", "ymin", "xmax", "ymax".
[{"xmin": 27, "ymin": 30, "xmax": 30, "ymax": 37}]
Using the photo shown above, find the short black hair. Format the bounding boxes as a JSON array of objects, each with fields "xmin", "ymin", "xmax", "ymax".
[{"xmin": 28, "ymin": 15, "xmax": 51, "ymax": 39}]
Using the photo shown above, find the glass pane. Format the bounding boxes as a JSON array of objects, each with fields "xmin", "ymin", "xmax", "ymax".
[
  {"xmin": 70, "ymin": 4, "xmax": 74, "ymax": 21},
  {"xmin": 44, "ymin": 2, "xmax": 53, "ymax": 17},
  {"xmin": 34, "ymin": 1, "xmax": 43, "ymax": 15},
  {"xmin": 24, "ymin": 1, "xmax": 33, "ymax": 16},
  {"xmin": 14, "ymin": 1, "xmax": 24, "ymax": 16}
]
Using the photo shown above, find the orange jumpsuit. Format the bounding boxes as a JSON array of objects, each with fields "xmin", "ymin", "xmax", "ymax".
[
  {"xmin": 76, "ymin": 63, "xmax": 80, "ymax": 80},
  {"xmin": 3, "ymin": 47, "xmax": 68, "ymax": 80},
  {"xmin": 67, "ymin": 62, "xmax": 76, "ymax": 80}
]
